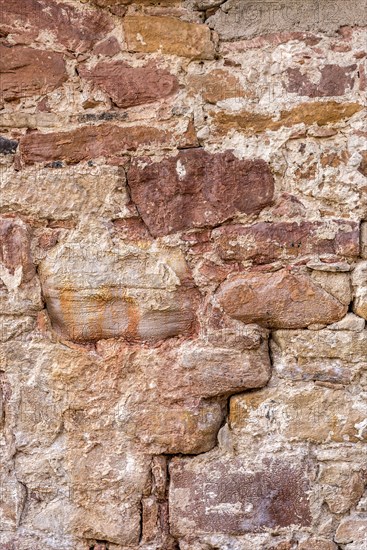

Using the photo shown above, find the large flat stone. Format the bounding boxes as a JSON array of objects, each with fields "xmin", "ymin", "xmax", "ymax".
[
  {"xmin": 169, "ymin": 456, "xmax": 312, "ymax": 536},
  {"xmin": 39, "ymin": 239, "xmax": 199, "ymax": 343},
  {"xmin": 128, "ymin": 150, "xmax": 274, "ymax": 236},
  {"xmin": 216, "ymin": 269, "xmax": 347, "ymax": 329}
]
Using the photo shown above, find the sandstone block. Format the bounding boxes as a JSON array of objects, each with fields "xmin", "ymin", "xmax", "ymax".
[
  {"xmin": 335, "ymin": 516, "xmax": 367, "ymax": 544},
  {"xmin": 188, "ymin": 69, "xmax": 245, "ymax": 103},
  {"xmin": 352, "ymin": 262, "xmax": 367, "ymax": 320},
  {"xmin": 79, "ymin": 61, "xmax": 179, "ymax": 108},
  {"xmin": 216, "ymin": 270, "xmax": 347, "ymax": 329},
  {"xmin": 39, "ymin": 239, "xmax": 199, "ymax": 343},
  {"xmin": 286, "ymin": 64, "xmax": 357, "ymax": 97},
  {"xmin": 271, "ymin": 329, "xmax": 367, "ymax": 383},
  {"xmin": 0, "ymin": 217, "xmax": 35, "ymax": 283},
  {"xmin": 229, "ymin": 385, "xmax": 367, "ymax": 443},
  {"xmin": 0, "ymin": 164, "xmax": 128, "ymax": 222},
  {"xmin": 169, "ymin": 456, "xmax": 311, "ymax": 536},
  {"xmin": 211, "ymin": 102, "xmax": 362, "ymax": 135},
  {"xmin": 128, "ymin": 150, "xmax": 274, "ymax": 236},
  {"xmin": 0, "ymin": 45, "xmax": 67, "ymax": 103},
  {"xmin": 212, "ymin": 220, "xmax": 359, "ymax": 264},
  {"xmin": 0, "ymin": 0, "xmax": 113, "ymax": 53},
  {"xmin": 124, "ymin": 15, "xmax": 215, "ymax": 59},
  {"xmin": 362, "ymin": 222, "xmax": 367, "ymax": 259},
  {"xmin": 19, "ymin": 124, "xmax": 172, "ymax": 164}
]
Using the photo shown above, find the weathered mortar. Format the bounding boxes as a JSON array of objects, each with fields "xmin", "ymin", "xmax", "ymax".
[{"xmin": 0, "ymin": 0, "xmax": 366, "ymax": 549}]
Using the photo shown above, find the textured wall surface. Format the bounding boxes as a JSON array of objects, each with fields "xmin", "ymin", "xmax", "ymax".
[{"xmin": 0, "ymin": 1, "xmax": 367, "ymax": 549}]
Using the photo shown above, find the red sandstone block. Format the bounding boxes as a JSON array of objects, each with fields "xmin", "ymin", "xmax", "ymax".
[
  {"xmin": 79, "ymin": 61, "xmax": 179, "ymax": 108},
  {"xmin": 212, "ymin": 220, "xmax": 359, "ymax": 264},
  {"xmin": 0, "ymin": 45, "xmax": 67, "ymax": 102},
  {"xmin": 128, "ymin": 150, "xmax": 274, "ymax": 236},
  {"xmin": 0, "ymin": 0, "xmax": 113, "ymax": 53}
]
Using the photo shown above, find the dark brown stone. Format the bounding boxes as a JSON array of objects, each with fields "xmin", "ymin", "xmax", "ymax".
[
  {"xmin": 0, "ymin": 0, "xmax": 113, "ymax": 53},
  {"xmin": 212, "ymin": 220, "xmax": 359, "ymax": 264},
  {"xmin": 0, "ymin": 45, "xmax": 67, "ymax": 102},
  {"xmin": 0, "ymin": 136, "xmax": 18, "ymax": 155},
  {"xmin": 286, "ymin": 64, "xmax": 357, "ymax": 97},
  {"xmin": 216, "ymin": 269, "xmax": 347, "ymax": 328},
  {"xmin": 128, "ymin": 150, "xmax": 274, "ymax": 237},
  {"xmin": 19, "ymin": 124, "xmax": 173, "ymax": 165},
  {"xmin": 79, "ymin": 61, "xmax": 179, "ymax": 108},
  {"xmin": 169, "ymin": 457, "xmax": 312, "ymax": 536}
]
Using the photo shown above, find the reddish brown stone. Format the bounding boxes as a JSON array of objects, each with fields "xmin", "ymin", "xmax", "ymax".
[
  {"xmin": 79, "ymin": 61, "xmax": 179, "ymax": 108},
  {"xmin": 0, "ymin": 218, "xmax": 35, "ymax": 283},
  {"xmin": 93, "ymin": 37, "xmax": 121, "ymax": 57},
  {"xmin": 169, "ymin": 458, "xmax": 311, "ymax": 536},
  {"xmin": 0, "ymin": 45, "xmax": 67, "ymax": 102},
  {"xmin": 19, "ymin": 124, "xmax": 172, "ymax": 165},
  {"xmin": 0, "ymin": 0, "xmax": 113, "ymax": 53},
  {"xmin": 286, "ymin": 64, "xmax": 356, "ymax": 97},
  {"xmin": 216, "ymin": 269, "xmax": 347, "ymax": 329},
  {"xmin": 128, "ymin": 150, "xmax": 274, "ymax": 236},
  {"xmin": 212, "ymin": 220, "xmax": 359, "ymax": 264}
]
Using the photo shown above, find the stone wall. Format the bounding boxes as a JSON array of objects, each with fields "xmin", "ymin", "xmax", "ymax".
[{"xmin": 0, "ymin": 1, "xmax": 366, "ymax": 549}]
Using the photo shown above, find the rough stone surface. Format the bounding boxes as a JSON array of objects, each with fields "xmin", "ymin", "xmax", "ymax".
[
  {"xmin": 0, "ymin": 45, "xmax": 67, "ymax": 103},
  {"xmin": 124, "ymin": 16, "xmax": 215, "ymax": 59},
  {"xmin": 213, "ymin": 220, "xmax": 359, "ymax": 264},
  {"xmin": 39, "ymin": 236, "xmax": 199, "ymax": 342},
  {"xmin": 19, "ymin": 124, "xmax": 174, "ymax": 164},
  {"xmin": 1, "ymin": 1, "xmax": 366, "ymax": 548},
  {"xmin": 128, "ymin": 150, "xmax": 274, "ymax": 236},
  {"xmin": 207, "ymin": 0, "xmax": 367, "ymax": 41},
  {"xmin": 216, "ymin": 270, "xmax": 347, "ymax": 328},
  {"xmin": 169, "ymin": 455, "xmax": 312, "ymax": 536},
  {"xmin": 0, "ymin": 0, "xmax": 114, "ymax": 53},
  {"xmin": 79, "ymin": 61, "xmax": 179, "ymax": 108}
]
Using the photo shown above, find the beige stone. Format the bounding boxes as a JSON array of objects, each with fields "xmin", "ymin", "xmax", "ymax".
[
  {"xmin": 352, "ymin": 262, "xmax": 367, "ymax": 320},
  {"xmin": 229, "ymin": 384, "xmax": 367, "ymax": 443},
  {"xmin": 335, "ymin": 516, "xmax": 367, "ymax": 544},
  {"xmin": 39, "ymin": 235, "xmax": 199, "ymax": 343},
  {"xmin": 362, "ymin": 222, "xmax": 367, "ymax": 259}
]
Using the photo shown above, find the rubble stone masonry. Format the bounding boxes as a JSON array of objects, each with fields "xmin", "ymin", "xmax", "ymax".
[{"xmin": 0, "ymin": 0, "xmax": 366, "ymax": 549}]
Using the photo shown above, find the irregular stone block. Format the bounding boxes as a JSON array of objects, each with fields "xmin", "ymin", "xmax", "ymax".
[
  {"xmin": 187, "ymin": 69, "xmax": 245, "ymax": 104},
  {"xmin": 39, "ymin": 240, "xmax": 199, "ymax": 342},
  {"xmin": 271, "ymin": 329, "xmax": 367, "ymax": 383},
  {"xmin": 128, "ymin": 150, "xmax": 274, "ymax": 236},
  {"xmin": 216, "ymin": 270, "xmax": 347, "ymax": 329},
  {"xmin": 0, "ymin": 217, "xmax": 35, "ymax": 283},
  {"xmin": 352, "ymin": 262, "xmax": 367, "ymax": 320},
  {"xmin": 0, "ymin": 45, "xmax": 67, "ymax": 103},
  {"xmin": 19, "ymin": 124, "xmax": 173, "ymax": 164},
  {"xmin": 169, "ymin": 456, "xmax": 311, "ymax": 536},
  {"xmin": 79, "ymin": 61, "xmax": 179, "ymax": 108},
  {"xmin": 0, "ymin": 164, "xmax": 128, "ymax": 222},
  {"xmin": 207, "ymin": 0, "xmax": 367, "ymax": 41},
  {"xmin": 286, "ymin": 65, "xmax": 357, "ymax": 98},
  {"xmin": 0, "ymin": 0, "xmax": 113, "ymax": 53},
  {"xmin": 229, "ymin": 384, "xmax": 367, "ymax": 443},
  {"xmin": 212, "ymin": 220, "xmax": 359, "ymax": 264},
  {"xmin": 335, "ymin": 516, "xmax": 367, "ymax": 544},
  {"xmin": 211, "ymin": 101, "xmax": 362, "ymax": 134},
  {"xmin": 124, "ymin": 15, "xmax": 215, "ymax": 59},
  {"xmin": 298, "ymin": 540, "xmax": 337, "ymax": 550}
]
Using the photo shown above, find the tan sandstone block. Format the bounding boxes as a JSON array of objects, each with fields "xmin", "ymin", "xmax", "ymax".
[{"xmin": 124, "ymin": 15, "xmax": 215, "ymax": 59}]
